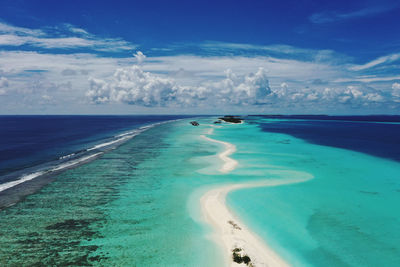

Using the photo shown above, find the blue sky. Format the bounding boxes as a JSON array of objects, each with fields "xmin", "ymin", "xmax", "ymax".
[{"xmin": 0, "ymin": 0, "xmax": 399, "ymax": 114}]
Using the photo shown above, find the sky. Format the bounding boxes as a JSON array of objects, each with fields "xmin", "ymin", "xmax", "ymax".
[{"xmin": 0, "ymin": 0, "xmax": 399, "ymax": 114}]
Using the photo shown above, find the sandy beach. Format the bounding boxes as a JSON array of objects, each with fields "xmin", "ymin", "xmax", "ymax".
[{"xmin": 200, "ymin": 128, "xmax": 309, "ymax": 266}]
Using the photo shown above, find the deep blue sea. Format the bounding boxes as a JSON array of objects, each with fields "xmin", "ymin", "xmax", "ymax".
[
  {"xmin": 252, "ymin": 115, "xmax": 400, "ymax": 162},
  {"xmin": 0, "ymin": 115, "xmax": 188, "ymax": 187}
]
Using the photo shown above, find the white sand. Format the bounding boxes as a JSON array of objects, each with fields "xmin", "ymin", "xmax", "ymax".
[
  {"xmin": 200, "ymin": 128, "xmax": 309, "ymax": 266},
  {"xmin": 200, "ymin": 132, "xmax": 238, "ymax": 173},
  {"xmin": 201, "ymin": 180, "xmax": 311, "ymax": 267}
]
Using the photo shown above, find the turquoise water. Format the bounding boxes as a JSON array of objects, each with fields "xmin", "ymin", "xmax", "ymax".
[
  {"xmin": 0, "ymin": 119, "xmax": 228, "ymax": 266},
  {"xmin": 0, "ymin": 117, "xmax": 399, "ymax": 266},
  {"xmin": 224, "ymin": 121, "xmax": 400, "ymax": 266}
]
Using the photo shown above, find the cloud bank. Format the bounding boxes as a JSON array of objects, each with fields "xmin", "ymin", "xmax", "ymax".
[
  {"xmin": 86, "ymin": 62, "xmax": 273, "ymax": 107},
  {"xmin": 0, "ymin": 20, "xmax": 399, "ymax": 114},
  {"xmin": 86, "ymin": 52, "xmax": 394, "ymax": 111}
]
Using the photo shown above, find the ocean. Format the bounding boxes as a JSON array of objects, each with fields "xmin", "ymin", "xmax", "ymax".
[
  {"xmin": 0, "ymin": 115, "xmax": 399, "ymax": 266},
  {"xmin": 0, "ymin": 115, "xmax": 188, "ymax": 177},
  {"xmin": 0, "ymin": 115, "xmax": 188, "ymax": 207}
]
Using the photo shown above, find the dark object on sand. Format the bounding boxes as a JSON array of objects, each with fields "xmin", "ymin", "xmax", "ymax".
[
  {"xmin": 219, "ymin": 116, "xmax": 243, "ymax": 124},
  {"xmin": 190, "ymin": 121, "xmax": 199, "ymax": 126},
  {"xmin": 232, "ymin": 248, "xmax": 252, "ymax": 265}
]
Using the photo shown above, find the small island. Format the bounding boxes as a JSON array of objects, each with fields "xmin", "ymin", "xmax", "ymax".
[{"xmin": 218, "ymin": 116, "xmax": 243, "ymax": 124}]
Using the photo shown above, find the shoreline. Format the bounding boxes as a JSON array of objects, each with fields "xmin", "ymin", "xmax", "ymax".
[
  {"xmin": 0, "ymin": 119, "xmax": 182, "ymax": 209},
  {"xmin": 200, "ymin": 127, "xmax": 309, "ymax": 266},
  {"xmin": 0, "ymin": 119, "xmax": 181, "ymax": 193}
]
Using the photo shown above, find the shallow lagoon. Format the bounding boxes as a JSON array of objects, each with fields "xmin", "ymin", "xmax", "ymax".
[
  {"xmin": 226, "ymin": 119, "xmax": 400, "ymax": 266},
  {"xmin": 0, "ymin": 119, "xmax": 227, "ymax": 266}
]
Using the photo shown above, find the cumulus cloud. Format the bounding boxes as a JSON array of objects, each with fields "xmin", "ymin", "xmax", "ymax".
[
  {"xmin": 392, "ymin": 83, "xmax": 400, "ymax": 99},
  {"xmin": 303, "ymin": 86, "xmax": 384, "ymax": 107},
  {"xmin": 215, "ymin": 68, "xmax": 273, "ymax": 105},
  {"xmin": 86, "ymin": 53, "xmax": 274, "ymax": 107},
  {"xmin": 92, "ymin": 67, "xmax": 163, "ymax": 105},
  {"xmin": 86, "ymin": 52, "xmax": 390, "ymax": 110},
  {"xmin": 87, "ymin": 65, "xmax": 214, "ymax": 107},
  {"xmin": 274, "ymin": 82, "xmax": 288, "ymax": 98},
  {"xmin": 0, "ymin": 50, "xmax": 130, "ymax": 111},
  {"xmin": 1, "ymin": 41, "xmax": 399, "ymax": 113},
  {"xmin": 336, "ymin": 86, "xmax": 385, "ymax": 105},
  {"xmin": 134, "ymin": 51, "xmax": 146, "ymax": 64}
]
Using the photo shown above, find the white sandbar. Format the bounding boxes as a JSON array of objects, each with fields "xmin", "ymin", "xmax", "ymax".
[
  {"xmin": 200, "ymin": 127, "xmax": 309, "ymax": 266},
  {"xmin": 200, "ymin": 131, "xmax": 238, "ymax": 173}
]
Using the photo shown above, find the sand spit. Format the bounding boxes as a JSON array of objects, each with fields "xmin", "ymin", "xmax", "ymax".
[{"xmin": 200, "ymin": 127, "xmax": 311, "ymax": 266}]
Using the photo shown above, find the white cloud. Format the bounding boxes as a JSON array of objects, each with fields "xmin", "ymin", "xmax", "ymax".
[
  {"xmin": 0, "ymin": 50, "xmax": 132, "ymax": 110},
  {"xmin": 0, "ymin": 22, "xmax": 136, "ymax": 52},
  {"xmin": 350, "ymin": 53, "xmax": 400, "ymax": 71},
  {"xmin": 214, "ymin": 68, "xmax": 273, "ymax": 105},
  {"xmin": 309, "ymin": 4, "xmax": 398, "ymax": 24},
  {"xmin": 0, "ymin": 22, "xmax": 44, "ymax": 36},
  {"xmin": 392, "ymin": 83, "xmax": 400, "ymax": 98},
  {"xmin": 271, "ymin": 85, "xmax": 386, "ymax": 108},
  {"xmin": 200, "ymin": 42, "xmax": 316, "ymax": 55},
  {"xmin": 0, "ymin": 34, "xmax": 135, "ymax": 51},
  {"xmin": 335, "ymin": 75, "xmax": 400, "ymax": 83},
  {"xmin": 334, "ymin": 86, "xmax": 385, "ymax": 106},
  {"xmin": 176, "ymin": 41, "xmax": 347, "ymax": 63},
  {"xmin": 86, "ymin": 53, "xmax": 275, "ymax": 107},
  {"xmin": 87, "ymin": 65, "xmax": 215, "ymax": 107},
  {"xmin": 85, "ymin": 52, "xmax": 391, "ymax": 109},
  {"xmin": 0, "ymin": 34, "xmax": 30, "ymax": 46},
  {"xmin": 134, "ymin": 51, "xmax": 146, "ymax": 64},
  {"xmin": 0, "ymin": 51, "xmax": 130, "ymax": 76},
  {"xmin": 63, "ymin": 24, "xmax": 90, "ymax": 36},
  {"xmin": 0, "ymin": 43, "xmax": 399, "ymax": 113},
  {"xmin": 143, "ymin": 54, "xmax": 343, "ymax": 84},
  {"xmin": 88, "ymin": 66, "xmax": 177, "ymax": 106},
  {"xmin": 88, "ymin": 65, "xmax": 205, "ymax": 106}
]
